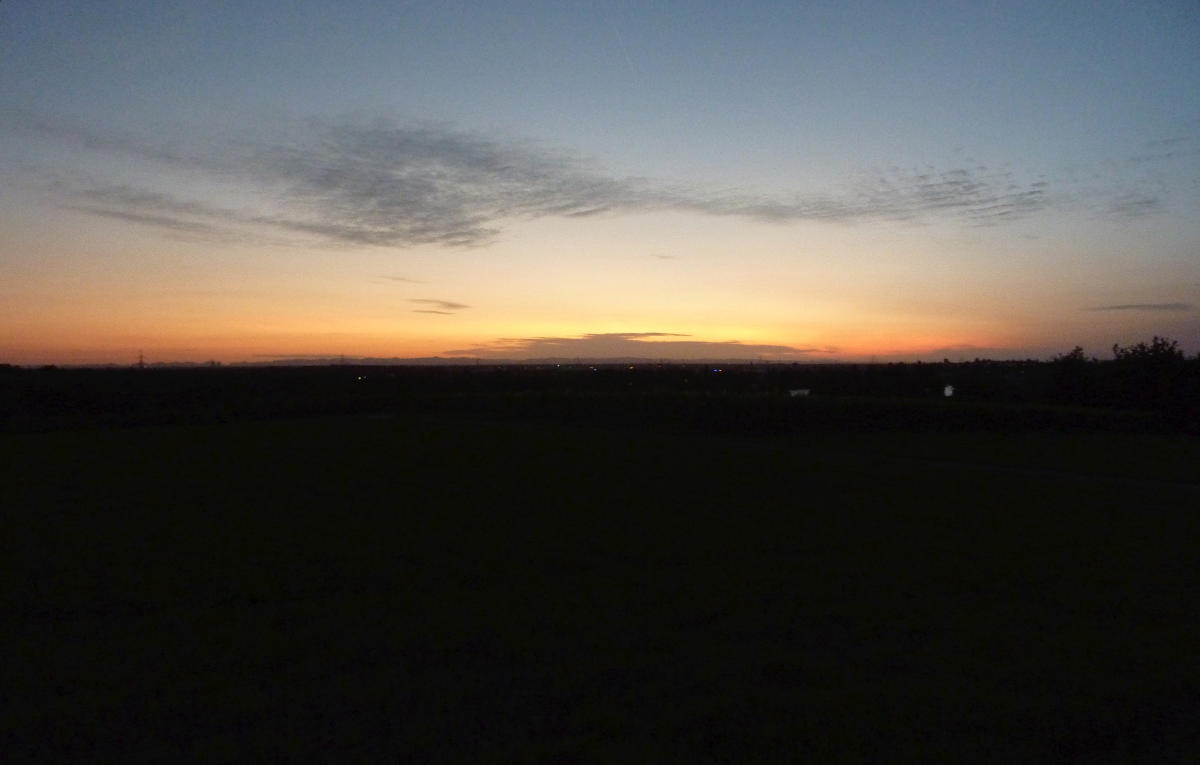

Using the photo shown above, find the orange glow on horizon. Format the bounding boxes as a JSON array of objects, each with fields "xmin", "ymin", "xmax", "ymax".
[{"xmin": 4, "ymin": 323, "xmax": 1040, "ymax": 366}]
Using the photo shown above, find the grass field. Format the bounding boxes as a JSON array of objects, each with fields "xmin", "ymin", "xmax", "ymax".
[{"xmin": 5, "ymin": 413, "xmax": 1199, "ymax": 761}]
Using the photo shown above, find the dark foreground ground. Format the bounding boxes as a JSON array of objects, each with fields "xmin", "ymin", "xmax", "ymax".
[{"xmin": 5, "ymin": 408, "xmax": 1199, "ymax": 761}]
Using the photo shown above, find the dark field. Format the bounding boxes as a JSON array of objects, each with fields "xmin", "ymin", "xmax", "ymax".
[{"xmin": 5, "ymin": 401, "xmax": 1200, "ymax": 760}]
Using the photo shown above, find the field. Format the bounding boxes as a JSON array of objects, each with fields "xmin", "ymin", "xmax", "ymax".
[{"xmin": 5, "ymin": 409, "xmax": 1199, "ymax": 761}]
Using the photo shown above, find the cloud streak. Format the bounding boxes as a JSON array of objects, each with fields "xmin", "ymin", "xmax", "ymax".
[
  {"xmin": 443, "ymin": 332, "xmax": 836, "ymax": 360},
  {"xmin": 1087, "ymin": 303, "xmax": 1193, "ymax": 312},
  {"xmin": 1104, "ymin": 193, "xmax": 1162, "ymax": 219},
  {"xmin": 18, "ymin": 116, "xmax": 1061, "ymax": 248},
  {"xmin": 64, "ymin": 204, "xmax": 225, "ymax": 238},
  {"xmin": 410, "ymin": 298, "xmax": 469, "ymax": 313},
  {"xmin": 707, "ymin": 167, "xmax": 1050, "ymax": 226}
]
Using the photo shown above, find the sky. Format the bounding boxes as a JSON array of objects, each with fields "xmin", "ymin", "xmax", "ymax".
[{"xmin": 2, "ymin": 0, "xmax": 1198, "ymax": 365}]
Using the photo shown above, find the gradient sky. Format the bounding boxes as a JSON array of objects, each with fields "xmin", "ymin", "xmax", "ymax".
[{"xmin": 2, "ymin": 0, "xmax": 1198, "ymax": 364}]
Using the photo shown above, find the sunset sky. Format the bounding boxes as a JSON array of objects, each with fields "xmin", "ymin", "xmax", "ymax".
[{"xmin": 2, "ymin": 1, "xmax": 1198, "ymax": 365}]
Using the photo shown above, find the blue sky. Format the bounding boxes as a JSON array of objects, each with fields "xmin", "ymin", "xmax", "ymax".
[{"xmin": 2, "ymin": 0, "xmax": 1198, "ymax": 363}]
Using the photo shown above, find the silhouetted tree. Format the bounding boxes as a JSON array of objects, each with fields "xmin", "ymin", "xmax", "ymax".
[
  {"xmin": 1049, "ymin": 346, "xmax": 1094, "ymax": 403},
  {"xmin": 1053, "ymin": 346, "xmax": 1088, "ymax": 364},
  {"xmin": 1108, "ymin": 336, "xmax": 1187, "ymax": 412},
  {"xmin": 1112, "ymin": 336, "xmax": 1183, "ymax": 366}
]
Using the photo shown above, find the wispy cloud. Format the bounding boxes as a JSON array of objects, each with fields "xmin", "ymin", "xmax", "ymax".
[
  {"xmin": 14, "ymin": 116, "xmax": 1062, "ymax": 248},
  {"xmin": 708, "ymin": 167, "xmax": 1050, "ymax": 226},
  {"xmin": 63, "ymin": 184, "xmax": 291, "ymax": 245},
  {"xmin": 1105, "ymin": 193, "xmax": 1162, "ymax": 219},
  {"xmin": 1127, "ymin": 132, "xmax": 1200, "ymax": 165},
  {"xmin": 443, "ymin": 332, "xmax": 836, "ymax": 360},
  {"xmin": 410, "ymin": 298, "xmax": 469, "ymax": 313},
  {"xmin": 1087, "ymin": 303, "xmax": 1193, "ymax": 312},
  {"xmin": 64, "ymin": 205, "xmax": 225, "ymax": 238},
  {"xmin": 1073, "ymin": 129, "xmax": 1200, "ymax": 221}
]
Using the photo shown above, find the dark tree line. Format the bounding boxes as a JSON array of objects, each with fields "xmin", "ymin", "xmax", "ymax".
[
  {"xmin": 1046, "ymin": 336, "xmax": 1195, "ymax": 417},
  {"xmin": 2, "ymin": 336, "xmax": 1197, "ymax": 433}
]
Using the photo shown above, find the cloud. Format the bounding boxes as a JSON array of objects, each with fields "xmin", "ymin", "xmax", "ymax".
[
  {"xmin": 1105, "ymin": 193, "xmax": 1162, "ymax": 219},
  {"xmin": 1073, "ymin": 129, "xmax": 1200, "ymax": 221},
  {"xmin": 1087, "ymin": 303, "xmax": 1194, "ymax": 312},
  {"xmin": 1127, "ymin": 131, "xmax": 1200, "ymax": 165},
  {"xmin": 245, "ymin": 122, "xmax": 656, "ymax": 246},
  {"xmin": 63, "ymin": 205, "xmax": 225, "ymax": 238},
  {"xmin": 62, "ymin": 184, "xmax": 291, "ymax": 245},
  {"xmin": 410, "ymin": 298, "xmax": 469, "ymax": 313},
  {"xmin": 442, "ymin": 332, "xmax": 836, "ymax": 360},
  {"xmin": 700, "ymin": 167, "xmax": 1050, "ymax": 226},
  {"xmin": 16, "ymin": 115, "xmax": 1060, "ymax": 248}
]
